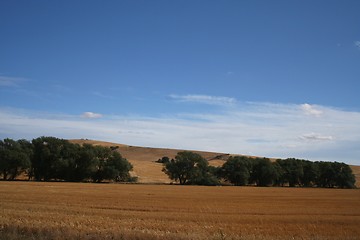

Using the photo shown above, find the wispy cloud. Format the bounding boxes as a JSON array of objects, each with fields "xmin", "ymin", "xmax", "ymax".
[
  {"xmin": 300, "ymin": 133, "xmax": 334, "ymax": 141},
  {"xmin": 355, "ymin": 41, "xmax": 360, "ymax": 50},
  {"xmin": 81, "ymin": 112, "xmax": 103, "ymax": 119},
  {"xmin": 0, "ymin": 76, "xmax": 28, "ymax": 87},
  {"xmin": 92, "ymin": 91, "xmax": 115, "ymax": 100},
  {"xmin": 169, "ymin": 94, "xmax": 237, "ymax": 106},
  {"xmin": 1, "ymin": 103, "xmax": 359, "ymax": 165}
]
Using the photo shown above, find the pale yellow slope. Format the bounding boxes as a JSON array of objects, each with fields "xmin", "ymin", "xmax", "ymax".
[{"xmin": 70, "ymin": 139, "xmax": 230, "ymax": 183}]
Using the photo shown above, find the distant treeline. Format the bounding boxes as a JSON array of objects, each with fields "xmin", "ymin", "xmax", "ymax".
[
  {"xmin": 1, "ymin": 137, "xmax": 356, "ymax": 188},
  {"xmin": 0, "ymin": 137, "xmax": 134, "ymax": 182},
  {"xmin": 160, "ymin": 152, "xmax": 356, "ymax": 188}
]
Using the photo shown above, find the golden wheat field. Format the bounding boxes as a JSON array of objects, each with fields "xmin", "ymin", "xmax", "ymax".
[{"xmin": 1, "ymin": 181, "xmax": 359, "ymax": 240}]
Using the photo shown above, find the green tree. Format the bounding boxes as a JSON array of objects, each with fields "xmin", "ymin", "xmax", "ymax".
[
  {"xmin": 272, "ymin": 160, "xmax": 285, "ymax": 186},
  {"xmin": 31, "ymin": 136, "xmax": 72, "ymax": 181},
  {"xmin": 300, "ymin": 160, "xmax": 319, "ymax": 187},
  {"xmin": 334, "ymin": 162, "xmax": 355, "ymax": 188},
  {"xmin": 316, "ymin": 161, "xmax": 355, "ymax": 188},
  {"xmin": 162, "ymin": 151, "xmax": 217, "ymax": 185},
  {"xmin": 108, "ymin": 151, "xmax": 133, "ymax": 182},
  {"xmin": 54, "ymin": 143, "xmax": 97, "ymax": 182},
  {"xmin": 91, "ymin": 146, "xmax": 133, "ymax": 183},
  {"xmin": 276, "ymin": 158, "xmax": 304, "ymax": 187},
  {"xmin": 221, "ymin": 156, "xmax": 252, "ymax": 186},
  {"xmin": 251, "ymin": 158, "xmax": 277, "ymax": 187},
  {"xmin": 156, "ymin": 156, "xmax": 170, "ymax": 163},
  {"xmin": 316, "ymin": 161, "xmax": 336, "ymax": 188},
  {"xmin": 0, "ymin": 138, "xmax": 31, "ymax": 180},
  {"xmin": 70, "ymin": 144, "xmax": 97, "ymax": 181}
]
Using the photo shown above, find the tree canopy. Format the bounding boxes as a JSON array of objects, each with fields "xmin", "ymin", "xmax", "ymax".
[
  {"xmin": 0, "ymin": 138, "xmax": 31, "ymax": 180},
  {"xmin": 162, "ymin": 151, "xmax": 219, "ymax": 185},
  {"xmin": 0, "ymin": 137, "xmax": 133, "ymax": 183},
  {"xmin": 162, "ymin": 153, "xmax": 356, "ymax": 188}
]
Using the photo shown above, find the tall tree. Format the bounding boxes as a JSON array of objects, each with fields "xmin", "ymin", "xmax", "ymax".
[
  {"xmin": 276, "ymin": 159, "xmax": 304, "ymax": 187},
  {"xmin": 0, "ymin": 138, "xmax": 31, "ymax": 180},
  {"xmin": 31, "ymin": 136, "xmax": 70, "ymax": 181},
  {"xmin": 335, "ymin": 162, "xmax": 355, "ymax": 188},
  {"xmin": 162, "ymin": 151, "xmax": 217, "ymax": 185},
  {"xmin": 221, "ymin": 156, "xmax": 252, "ymax": 186},
  {"xmin": 91, "ymin": 146, "xmax": 133, "ymax": 183},
  {"xmin": 300, "ymin": 160, "xmax": 319, "ymax": 187},
  {"xmin": 251, "ymin": 158, "xmax": 277, "ymax": 187}
]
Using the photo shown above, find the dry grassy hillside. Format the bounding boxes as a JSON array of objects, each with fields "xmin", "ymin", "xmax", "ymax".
[
  {"xmin": 70, "ymin": 139, "xmax": 231, "ymax": 183},
  {"xmin": 70, "ymin": 139, "xmax": 360, "ymax": 187}
]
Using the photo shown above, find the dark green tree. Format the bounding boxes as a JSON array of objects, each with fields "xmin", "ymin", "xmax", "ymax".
[
  {"xmin": 54, "ymin": 143, "xmax": 97, "ymax": 182},
  {"xmin": 272, "ymin": 160, "xmax": 285, "ymax": 186},
  {"xmin": 316, "ymin": 161, "xmax": 336, "ymax": 188},
  {"xmin": 276, "ymin": 158, "xmax": 304, "ymax": 187},
  {"xmin": 31, "ymin": 136, "xmax": 72, "ymax": 181},
  {"xmin": 334, "ymin": 162, "xmax": 355, "ymax": 188},
  {"xmin": 71, "ymin": 144, "xmax": 97, "ymax": 181},
  {"xmin": 316, "ymin": 161, "xmax": 355, "ymax": 188},
  {"xmin": 0, "ymin": 138, "xmax": 31, "ymax": 180},
  {"xmin": 156, "ymin": 156, "xmax": 170, "ymax": 163},
  {"xmin": 251, "ymin": 158, "xmax": 277, "ymax": 187},
  {"xmin": 91, "ymin": 146, "xmax": 133, "ymax": 183},
  {"xmin": 221, "ymin": 156, "xmax": 252, "ymax": 186},
  {"xmin": 162, "ymin": 151, "xmax": 217, "ymax": 185},
  {"xmin": 300, "ymin": 160, "xmax": 319, "ymax": 187}
]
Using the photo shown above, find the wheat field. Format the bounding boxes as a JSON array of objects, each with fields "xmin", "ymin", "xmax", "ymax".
[{"xmin": 1, "ymin": 181, "xmax": 359, "ymax": 240}]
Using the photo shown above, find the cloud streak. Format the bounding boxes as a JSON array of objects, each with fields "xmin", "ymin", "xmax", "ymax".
[
  {"xmin": 169, "ymin": 94, "xmax": 237, "ymax": 106},
  {"xmin": 81, "ymin": 112, "xmax": 103, "ymax": 119},
  {"xmin": 0, "ymin": 76, "xmax": 28, "ymax": 87},
  {"xmin": 300, "ymin": 133, "xmax": 334, "ymax": 141},
  {"xmin": 1, "ymin": 102, "xmax": 359, "ymax": 165},
  {"xmin": 355, "ymin": 41, "xmax": 360, "ymax": 50},
  {"xmin": 301, "ymin": 103, "xmax": 323, "ymax": 117},
  {"xmin": 92, "ymin": 91, "xmax": 115, "ymax": 100}
]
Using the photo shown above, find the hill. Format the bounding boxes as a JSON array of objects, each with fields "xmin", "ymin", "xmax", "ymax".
[
  {"xmin": 69, "ymin": 139, "xmax": 360, "ymax": 187},
  {"xmin": 70, "ymin": 139, "xmax": 233, "ymax": 183}
]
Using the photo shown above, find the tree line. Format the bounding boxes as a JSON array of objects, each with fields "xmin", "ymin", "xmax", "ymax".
[
  {"xmin": 1, "ymin": 136, "xmax": 356, "ymax": 188},
  {"xmin": 0, "ymin": 137, "xmax": 134, "ymax": 182},
  {"xmin": 161, "ymin": 152, "xmax": 356, "ymax": 188}
]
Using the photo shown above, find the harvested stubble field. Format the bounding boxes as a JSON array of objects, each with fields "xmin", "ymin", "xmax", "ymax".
[{"xmin": 1, "ymin": 182, "xmax": 360, "ymax": 240}]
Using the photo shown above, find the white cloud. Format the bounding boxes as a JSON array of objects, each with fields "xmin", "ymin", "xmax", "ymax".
[
  {"xmin": 0, "ymin": 76, "xmax": 27, "ymax": 87},
  {"xmin": 355, "ymin": 41, "xmax": 360, "ymax": 49},
  {"xmin": 169, "ymin": 94, "xmax": 237, "ymax": 106},
  {"xmin": 301, "ymin": 103, "xmax": 323, "ymax": 117},
  {"xmin": 81, "ymin": 112, "xmax": 103, "ymax": 119},
  {"xmin": 1, "ymin": 103, "xmax": 360, "ymax": 165},
  {"xmin": 300, "ymin": 133, "xmax": 334, "ymax": 141}
]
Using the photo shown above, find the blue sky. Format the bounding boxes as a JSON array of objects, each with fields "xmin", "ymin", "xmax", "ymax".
[{"xmin": 1, "ymin": 1, "xmax": 360, "ymax": 164}]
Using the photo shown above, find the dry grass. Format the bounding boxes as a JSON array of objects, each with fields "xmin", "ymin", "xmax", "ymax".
[
  {"xmin": 351, "ymin": 165, "xmax": 360, "ymax": 188},
  {"xmin": 1, "ymin": 181, "xmax": 360, "ymax": 240},
  {"xmin": 69, "ymin": 139, "xmax": 233, "ymax": 184}
]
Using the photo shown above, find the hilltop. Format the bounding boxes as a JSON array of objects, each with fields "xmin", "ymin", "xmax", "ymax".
[{"xmin": 69, "ymin": 139, "xmax": 360, "ymax": 187}]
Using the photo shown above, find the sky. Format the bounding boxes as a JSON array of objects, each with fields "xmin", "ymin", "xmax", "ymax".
[{"xmin": 1, "ymin": 0, "xmax": 360, "ymax": 164}]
